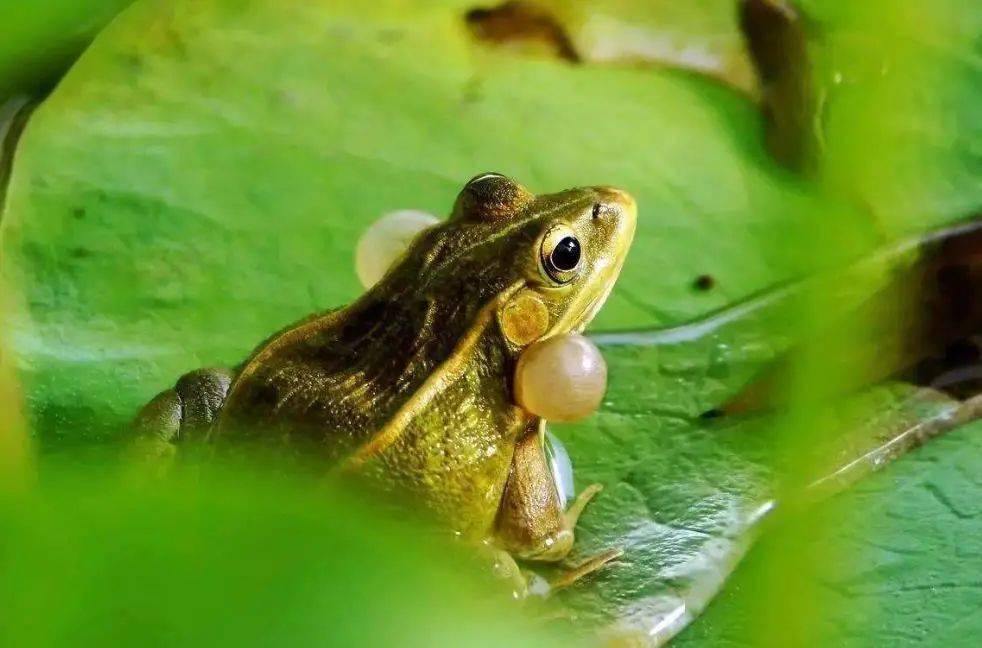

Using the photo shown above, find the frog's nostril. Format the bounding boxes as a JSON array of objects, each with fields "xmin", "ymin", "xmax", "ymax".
[{"xmin": 591, "ymin": 187, "xmax": 637, "ymax": 222}]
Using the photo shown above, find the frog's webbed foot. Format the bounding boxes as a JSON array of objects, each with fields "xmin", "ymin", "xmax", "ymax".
[
  {"xmin": 127, "ymin": 367, "xmax": 233, "ymax": 473},
  {"xmin": 564, "ymin": 482, "xmax": 603, "ymax": 529},
  {"xmin": 495, "ymin": 429, "xmax": 621, "ymax": 594},
  {"xmin": 479, "ymin": 540, "xmax": 619, "ymax": 600},
  {"xmin": 477, "ymin": 541, "xmax": 533, "ymax": 599},
  {"xmin": 549, "ymin": 547, "xmax": 623, "ymax": 591},
  {"xmin": 534, "ymin": 482, "xmax": 621, "ymax": 591}
]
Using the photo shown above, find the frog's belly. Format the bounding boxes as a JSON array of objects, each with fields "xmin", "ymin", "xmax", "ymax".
[{"xmin": 365, "ymin": 387, "xmax": 529, "ymax": 539}]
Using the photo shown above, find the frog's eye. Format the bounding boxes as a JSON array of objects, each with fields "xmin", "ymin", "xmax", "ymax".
[
  {"xmin": 540, "ymin": 226, "xmax": 582, "ymax": 284},
  {"xmin": 453, "ymin": 172, "xmax": 532, "ymax": 221}
]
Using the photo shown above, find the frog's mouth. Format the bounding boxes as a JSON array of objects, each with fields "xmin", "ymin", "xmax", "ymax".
[
  {"xmin": 546, "ymin": 242, "xmax": 631, "ymax": 338},
  {"xmin": 557, "ymin": 257, "xmax": 626, "ymax": 336},
  {"xmin": 570, "ymin": 279, "xmax": 618, "ymax": 333}
]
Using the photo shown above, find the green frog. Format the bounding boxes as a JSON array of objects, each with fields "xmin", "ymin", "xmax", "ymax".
[{"xmin": 132, "ymin": 172, "xmax": 636, "ymax": 590}]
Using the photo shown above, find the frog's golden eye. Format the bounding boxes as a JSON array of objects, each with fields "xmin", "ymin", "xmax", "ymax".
[{"xmin": 540, "ymin": 226, "xmax": 582, "ymax": 284}]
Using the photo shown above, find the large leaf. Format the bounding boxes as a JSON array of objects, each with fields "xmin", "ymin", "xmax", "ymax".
[{"xmin": 0, "ymin": 0, "xmax": 859, "ymax": 444}]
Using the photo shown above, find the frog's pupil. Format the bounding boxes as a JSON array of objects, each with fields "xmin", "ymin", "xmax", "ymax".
[{"xmin": 551, "ymin": 237, "xmax": 581, "ymax": 271}]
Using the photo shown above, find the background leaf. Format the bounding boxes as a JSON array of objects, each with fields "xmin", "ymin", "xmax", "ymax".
[
  {"xmin": 1, "ymin": 0, "xmax": 856, "ymax": 444},
  {"xmin": 472, "ymin": 0, "xmax": 758, "ymax": 93},
  {"xmin": 0, "ymin": 0, "xmax": 134, "ymax": 98}
]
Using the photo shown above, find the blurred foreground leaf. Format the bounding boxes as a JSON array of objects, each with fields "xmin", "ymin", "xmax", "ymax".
[
  {"xmin": 0, "ymin": 290, "xmax": 32, "ymax": 491},
  {"xmin": 0, "ymin": 462, "xmax": 565, "ymax": 648},
  {"xmin": 805, "ymin": 0, "xmax": 981, "ymax": 228},
  {"xmin": 675, "ymin": 418, "xmax": 982, "ymax": 647}
]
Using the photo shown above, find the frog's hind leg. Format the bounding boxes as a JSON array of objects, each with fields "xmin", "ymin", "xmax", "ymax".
[
  {"xmin": 129, "ymin": 367, "xmax": 234, "ymax": 469},
  {"xmin": 494, "ymin": 420, "xmax": 620, "ymax": 589}
]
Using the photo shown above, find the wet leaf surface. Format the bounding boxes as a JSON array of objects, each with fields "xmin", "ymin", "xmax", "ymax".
[
  {"xmin": 673, "ymin": 417, "xmax": 982, "ymax": 647},
  {"xmin": 554, "ymin": 382, "xmax": 971, "ymax": 644}
]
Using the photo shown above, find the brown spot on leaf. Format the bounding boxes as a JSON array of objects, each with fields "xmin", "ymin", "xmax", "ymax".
[
  {"xmin": 694, "ymin": 274, "xmax": 716, "ymax": 291},
  {"xmin": 466, "ymin": 2, "xmax": 580, "ymax": 62}
]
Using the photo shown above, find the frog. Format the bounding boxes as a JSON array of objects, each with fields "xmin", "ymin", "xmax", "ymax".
[{"xmin": 131, "ymin": 172, "xmax": 637, "ymax": 592}]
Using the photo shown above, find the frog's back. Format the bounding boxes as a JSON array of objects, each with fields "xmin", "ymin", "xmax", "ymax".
[
  {"xmin": 213, "ymin": 260, "xmax": 524, "ymax": 442},
  {"xmin": 212, "ymin": 282, "xmax": 528, "ymax": 534},
  {"xmin": 214, "ymin": 293, "xmax": 445, "ymax": 460}
]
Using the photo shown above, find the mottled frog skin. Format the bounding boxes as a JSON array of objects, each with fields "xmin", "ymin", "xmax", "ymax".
[{"xmin": 133, "ymin": 173, "xmax": 636, "ymax": 580}]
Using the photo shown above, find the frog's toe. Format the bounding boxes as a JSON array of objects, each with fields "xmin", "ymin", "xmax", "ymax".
[
  {"xmin": 478, "ymin": 542, "xmax": 530, "ymax": 599},
  {"xmin": 129, "ymin": 366, "xmax": 234, "ymax": 460},
  {"xmin": 564, "ymin": 482, "xmax": 603, "ymax": 529},
  {"xmin": 131, "ymin": 389, "xmax": 182, "ymax": 444},
  {"xmin": 550, "ymin": 547, "xmax": 623, "ymax": 591}
]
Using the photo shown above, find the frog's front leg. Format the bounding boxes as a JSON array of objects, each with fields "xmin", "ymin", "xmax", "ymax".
[
  {"xmin": 129, "ymin": 367, "xmax": 234, "ymax": 466},
  {"xmin": 494, "ymin": 420, "xmax": 620, "ymax": 589}
]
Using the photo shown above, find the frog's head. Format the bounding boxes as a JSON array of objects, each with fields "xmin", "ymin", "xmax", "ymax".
[{"xmin": 395, "ymin": 172, "xmax": 635, "ymax": 351}]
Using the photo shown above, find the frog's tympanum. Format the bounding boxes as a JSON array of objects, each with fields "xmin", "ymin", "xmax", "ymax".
[{"xmin": 133, "ymin": 173, "xmax": 636, "ymax": 591}]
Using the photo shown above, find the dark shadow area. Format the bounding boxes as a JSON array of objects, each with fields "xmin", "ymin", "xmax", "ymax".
[{"xmin": 465, "ymin": 1, "xmax": 580, "ymax": 62}]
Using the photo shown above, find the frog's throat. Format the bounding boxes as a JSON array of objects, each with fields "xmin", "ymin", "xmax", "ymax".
[
  {"xmin": 547, "ymin": 254, "xmax": 626, "ymax": 338},
  {"xmin": 341, "ymin": 279, "xmax": 527, "ymax": 471}
]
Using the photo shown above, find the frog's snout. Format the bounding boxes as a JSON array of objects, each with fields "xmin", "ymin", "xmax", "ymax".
[
  {"xmin": 591, "ymin": 186, "xmax": 637, "ymax": 242},
  {"xmin": 594, "ymin": 187, "xmax": 636, "ymax": 216}
]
